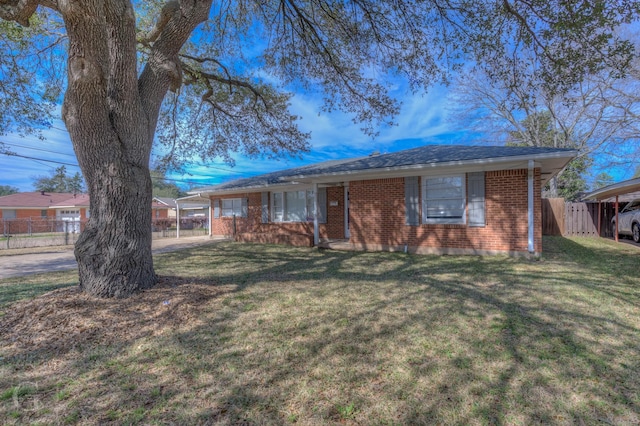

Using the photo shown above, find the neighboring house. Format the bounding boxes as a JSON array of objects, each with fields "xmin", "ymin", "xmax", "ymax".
[
  {"xmin": 1, "ymin": 192, "xmax": 174, "ymax": 234},
  {"xmin": 193, "ymin": 144, "xmax": 576, "ymax": 256},
  {"xmin": 49, "ymin": 193, "xmax": 90, "ymax": 233},
  {"xmin": 153, "ymin": 197, "xmax": 210, "ymax": 219},
  {"xmin": 0, "ymin": 191, "xmax": 87, "ymax": 234},
  {"xmin": 151, "ymin": 199, "xmax": 171, "ymax": 220},
  {"xmin": 153, "ymin": 197, "xmax": 178, "ymax": 218},
  {"xmin": 0, "ymin": 191, "xmax": 81, "ymax": 221}
]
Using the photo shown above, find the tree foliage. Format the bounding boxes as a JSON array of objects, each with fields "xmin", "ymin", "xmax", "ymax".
[
  {"xmin": 0, "ymin": 184, "xmax": 19, "ymax": 196},
  {"xmin": 593, "ymin": 172, "xmax": 615, "ymax": 189},
  {"xmin": 506, "ymin": 111, "xmax": 590, "ymax": 200},
  {"xmin": 151, "ymin": 168, "xmax": 186, "ymax": 199},
  {"xmin": 452, "ymin": 27, "xmax": 640, "ymax": 189},
  {"xmin": 0, "ymin": 0, "xmax": 637, "ymax": 298},
  {"xmin": 32, "ymin": 165, "xmax": 85, "ymax": 193}
]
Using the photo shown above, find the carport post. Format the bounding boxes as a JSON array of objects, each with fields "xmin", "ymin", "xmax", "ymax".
[
  {"xmin": 597, "ymin": 201, "xmax": 602, "ymax": 237},
  {"xmin": 615, "ymin": 195, "xmax": 619, "ymax": 242},
  {"xmin": 176, "ymin": 201, "xmax": 181, "ymax": 239},
  {"xmin": 208, "ymin": 198, "xmax": 212, "ymax": 237}
]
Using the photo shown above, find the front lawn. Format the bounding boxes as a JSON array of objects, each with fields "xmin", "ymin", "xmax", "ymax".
[{"xmin": 0, "ymin": 237, "xmax": 638, "ymax": 424}]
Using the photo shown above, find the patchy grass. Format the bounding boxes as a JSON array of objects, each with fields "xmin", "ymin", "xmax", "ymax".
[
  {"xmin": 0, "ymin": 237, "xmax": 638, "ymax": 425},
  {"xmin": 0, "ymin": 270, "xmax": 76, "ymax": 316}
]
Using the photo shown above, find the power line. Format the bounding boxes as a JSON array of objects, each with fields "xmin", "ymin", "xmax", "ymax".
[
  {"xmin": 2, "ymin": 138, "xmax": 247, "ymax": 175},
  {"xmin": 1, "ymin": 151, "xmax": 80, "ymax": 167},
  {"xmin": 1, "ymin": 151, "xmax": 250, "ymax": 184},
  {"xmin": 1, "ymin": 141, "xmax": 77, "ymax": 157}
]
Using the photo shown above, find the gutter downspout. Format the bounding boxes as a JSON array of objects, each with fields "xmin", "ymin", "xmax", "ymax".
[
  {"xmin": 313, "ymin": 182, "xmax": 319, "ymax": 246},
  {"xmin": 528, "ymin": 160, "xmax": 534, "ymax": 254}
]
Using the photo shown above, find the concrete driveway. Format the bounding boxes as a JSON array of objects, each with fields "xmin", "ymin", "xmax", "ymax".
[{"xmin": 0, "ymin": 236, "xmax": 227, "ymax": 280}]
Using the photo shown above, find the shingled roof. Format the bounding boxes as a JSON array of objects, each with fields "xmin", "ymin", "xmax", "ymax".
[
  {"xmin": 193, "ymin": 144, "xmax": 576, "ymax": 194},
  {"xmin": 0, "ymin": 192, "xmax": 80, "ymax": 208}
]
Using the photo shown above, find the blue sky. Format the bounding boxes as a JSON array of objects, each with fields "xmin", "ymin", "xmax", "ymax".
[
  {"xmin": 0, "ymin": 81, "xmax": 632, "ymax": 192},
  {"xmin": 0, "ymin": 84, "xmax": 471, "ymax": 192}
]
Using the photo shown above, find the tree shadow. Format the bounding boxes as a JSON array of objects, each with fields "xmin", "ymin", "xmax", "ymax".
[{"xmin": 1, "ymin": 239, "xmax": 639, "ymax": 424}]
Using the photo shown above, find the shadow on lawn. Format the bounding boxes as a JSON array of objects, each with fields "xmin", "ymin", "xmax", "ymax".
[{"xmin": 2, "ymin": 238, "xmax": 639, "ymax": 424}]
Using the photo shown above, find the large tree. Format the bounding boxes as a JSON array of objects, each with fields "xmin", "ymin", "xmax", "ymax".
[
  {"xmin": 506, "ymin": 111, "xmax": 591, "ymax": 200},
  {"xmin": 0, "ymin": 184, "xmax": 19, "ymax": 196},
  {"xmin": 0, "ymin": 1, "xmax": 637, "ymax": 298},
  {"xmin": 451, "ymin": 28, "xmax": 640, "ymax": 190},
  {"xmin": 32, "ymin": 165, "xmax": 85, "ymax": 193}
]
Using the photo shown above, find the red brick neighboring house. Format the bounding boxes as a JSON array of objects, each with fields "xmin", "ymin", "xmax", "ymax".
[
  {"xmin": 0, "ymin": 192, "xmax": 84, "ymax": 220},
  {"xmin": 1, "ymin": 192, "xmax": 172, "ymax": 234},
  {"xmin": 192, "ymin": 145, "xmax": 576, "ymax": 256}
]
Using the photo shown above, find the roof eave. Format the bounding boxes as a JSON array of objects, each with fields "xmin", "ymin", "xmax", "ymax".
[
  {"xmin": 582, "ymin": 177, "xmax": 640, "ymax": 201},
  {"xmin": 280, "ymin": 151, "xmax": 577, "ymax": 184}
]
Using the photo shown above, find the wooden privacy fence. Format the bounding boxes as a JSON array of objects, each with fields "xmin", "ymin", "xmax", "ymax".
[{"xmin": 542, "ymin": 198, "xmax": 621, "ymax": 237}]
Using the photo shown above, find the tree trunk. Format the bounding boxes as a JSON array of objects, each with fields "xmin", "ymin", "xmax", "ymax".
[
  {"xmin": 548, "ymin": 176, "xmax": 558, "ymax": 197},
  {"xmin": 74, "ymin": 159, "xmax": 157, "ymax": 298},
  {"xmin": 24, "ymin": 0, "xmax": 210, "ymax": 298},
  {"xmin": 61, "ymin": 0, "xmax": 159, "ymax": 298}
]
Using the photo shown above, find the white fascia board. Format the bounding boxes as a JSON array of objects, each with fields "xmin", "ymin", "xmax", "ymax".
[
  {"xmin": 194, "ymin": 182, "xmax": 312, "ymax": 197},
  {"xmin": 282, "ymin": 151, "xmax": 577, "ymax": 184},
  {"xmin": 152, "ymin": 198, "xmax": 172, "ymax": 207},
  {"xmin": 582, "ymin": 177, "xmax": 640, "ymax": 201}
]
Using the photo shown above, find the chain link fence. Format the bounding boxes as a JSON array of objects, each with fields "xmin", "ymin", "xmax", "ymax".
[{"xmin": 1, "ymin": 217, "xmax": 208, "ymax": 250}]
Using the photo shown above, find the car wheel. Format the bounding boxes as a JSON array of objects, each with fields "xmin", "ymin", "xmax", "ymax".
[{"xmin": 633, "ymin": 223, "xmax": 640, "ymax": 243}]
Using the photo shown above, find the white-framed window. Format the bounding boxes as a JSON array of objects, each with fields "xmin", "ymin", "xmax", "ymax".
[
  {"xmin": 222, "ymin": 198, "xmax": 243, "ymax": 217},
  {"xmin": 271, "ymin": 189, "xmax": 315, "ymax": 222},
  {"xmin": 422, "ymin": 174, "xmax": 466, "ymax": 224}
]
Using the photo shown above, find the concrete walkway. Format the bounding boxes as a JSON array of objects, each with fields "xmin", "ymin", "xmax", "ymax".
[{"xmin": 0, "ymin": 236, "xmax": 227, "ymax": 280}]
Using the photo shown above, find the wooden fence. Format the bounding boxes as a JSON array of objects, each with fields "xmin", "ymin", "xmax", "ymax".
[{"xmin": 542, "ymin": 198, "xmax": 622, "ymax": 237}]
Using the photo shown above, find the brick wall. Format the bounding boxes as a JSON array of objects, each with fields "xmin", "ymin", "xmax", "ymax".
[
  {"xmin": 208, "ymin": 169, "xmax": 542, "ymax": 255},
  {"xmin": 210, "ymin": 187, "xmax": 346, "ymax": 240},
  {"xmin": 347, "ymin": 169, "xmax": 542, "ymax": 254},
  {"xmin": 0, "ymin": 209, "xmax": 57, "ymax": 219}
]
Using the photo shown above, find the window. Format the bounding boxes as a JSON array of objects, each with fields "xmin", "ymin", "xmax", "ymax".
[
  {"xmin": 272, "ymin": 190, "xmax": 316, "ymax": 222},
  {"xmin": 41, "ymin": 210, "xmax": 48, "ymax": 217},
  {"xmin": 3, "ymin": 209, "xmax": 16, "ymax": 219},
  {"xmin": 422, "ymin": 175, "xmax": 466, "ymax": 224},
  {"xmin": 221, "ymin": 198, "xmax": 245, "ymax": 217},
  {"xmin": 272, "ymin": 192, "xmax": 284, "ymax": 222}
]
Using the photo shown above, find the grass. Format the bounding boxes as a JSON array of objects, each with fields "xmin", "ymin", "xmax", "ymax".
[{"xmin": 0, "ymin": 237, "xmax": 639, "ymax": 425}]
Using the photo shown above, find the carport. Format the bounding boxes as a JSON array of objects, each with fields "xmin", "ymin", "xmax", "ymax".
[{"xmin": 582, "ymin": 177, "xmax": 640, "ymax": 242}]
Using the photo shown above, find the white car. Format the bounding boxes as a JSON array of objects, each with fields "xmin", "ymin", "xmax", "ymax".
[{"xmin": 612, "ymin": 199, "xmax": 640, "ymax": 243}]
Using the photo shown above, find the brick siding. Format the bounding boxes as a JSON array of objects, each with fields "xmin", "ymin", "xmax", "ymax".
[
  {"xmin": 348, "ymin": 169, "xmax": 541, "ymax": 254},
  {"xmin": 210, "ymin": 189, "xmax": 345, "ymax": 240},
  {"xmin": 209, "ymin": 168, "xmax": 542, "ymax": 254}
]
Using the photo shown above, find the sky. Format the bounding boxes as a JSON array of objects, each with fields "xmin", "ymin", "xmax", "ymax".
[
  {"xmin": 0, "ymin": 83, "xmax": 481, "ymax": 192},
  {"xmin": 0, "ymin": 16, "xmax": 636, "ymax": 194},
  {"xmin": 1, "ymin": 78, "xmax": 635, "ymax": 193}
]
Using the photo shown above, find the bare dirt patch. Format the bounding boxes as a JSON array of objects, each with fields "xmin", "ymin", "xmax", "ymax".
[{"xmin": 0, "ymin": 276, "xmax": 232, "ymax": 357}]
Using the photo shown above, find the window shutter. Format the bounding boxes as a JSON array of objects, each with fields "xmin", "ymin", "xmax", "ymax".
[
  {"xmin": 468, "ymin": 172, "xmax": 485, "ymax": 227},
  {"xmin": 213, "ymin": 199, "xmax": 220, "ymax": 218},
  {"xmin": 405, "ymin": 176, "xmax": 420, "ymax": 226},
  {"xmin": 261, "ymin": 192, "xmax": 269, "ymax": 223},
  {"xmin": 241, "ymin": 198, "xmax": 248, "ymax": 218},
  {"xmin": 317, "ymin": 187, "xmax": 327, "ymax": 224}
]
